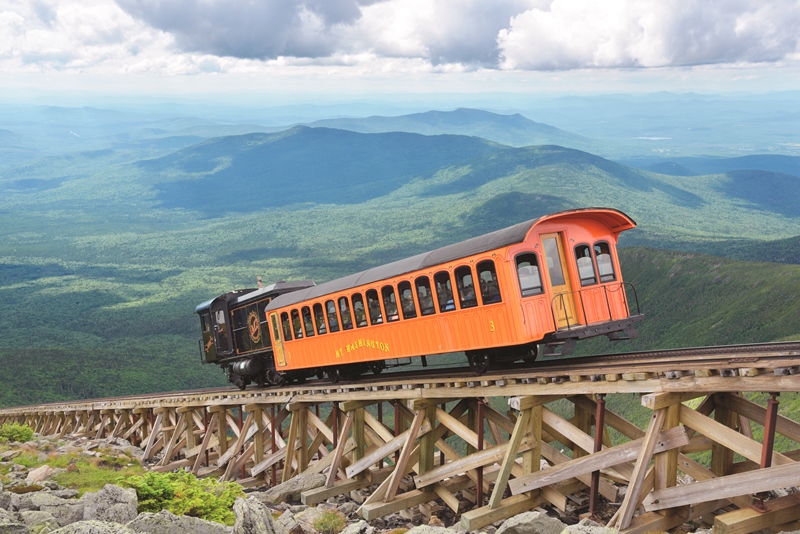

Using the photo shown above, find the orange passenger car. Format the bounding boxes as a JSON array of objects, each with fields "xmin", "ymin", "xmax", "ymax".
[{"xmin": 261, "ymin": 207, "xmax": 643, "ymax": 382}]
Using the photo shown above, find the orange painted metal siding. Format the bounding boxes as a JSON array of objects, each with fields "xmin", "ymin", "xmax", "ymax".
[{"xmin": 272, "ymin": 209, "xmax": 635, "ymax": 371}]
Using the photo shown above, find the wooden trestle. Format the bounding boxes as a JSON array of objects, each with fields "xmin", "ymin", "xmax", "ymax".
[{"xmin": 2, "ymin": 362, "xmax": 800, "ymax": 534}]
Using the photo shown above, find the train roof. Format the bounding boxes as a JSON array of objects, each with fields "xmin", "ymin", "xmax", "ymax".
[
  {"xmin": 266, "ymin": 207, "xmax": 635, "ymax": 310},
  {"xmin": 195, "ymin": 280, "xmax": 316, "ymax": 314}
]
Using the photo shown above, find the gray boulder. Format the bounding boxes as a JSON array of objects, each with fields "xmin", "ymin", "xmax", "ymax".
[
  {"xmin": 38, "ymin": 501, "xmax": 84, "ymax": 528},
  {"xmin": 20, "ymin": 510, "xmax": 59, "ymax": 534},
  {"xmin": 83, "ymin": 485, "xmax": 137, "ymax": 524},
  {"xmin": 404, "ymin": 527, "xmax": 452, "ymax": 534},
  {"xmin": 496, "ymin": 511, "xmax": 566, "ymax": 534},
  {"xmin": 233, "ymin": 497, "xmax": 280, "ymax": 534},
  {"xmin": 50, "ymin": 520, "xmax": 136, "ymax": 533},
  {"xmin": 29, "ymin": 495, "xmax": 67, "ymax": 510},
  {"xmin": 560, "ymin": 518, "xmax": 618, "ymax": 534},
  {"xmin": 0, "ymin": 492, "xmax": 12, "ymax": 511},
  {"xmin": 0, "ymin": 519, "xmax": 30, "ymax": 534},
  {"xmin": 257, "ymin": 474, "xmax": 326, "ymax": 505},
  {"xmin": 126, "ymin": 510, "xmax": 232, "ymax": 534},
  {"xmin": 339, "ymin": 520, "xmax": 374, "ymax": 534}
]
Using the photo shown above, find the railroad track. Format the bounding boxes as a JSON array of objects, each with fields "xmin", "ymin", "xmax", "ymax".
[{"xmin": 2, "ymin": 341, "xmax": 800, "ymax": 414}]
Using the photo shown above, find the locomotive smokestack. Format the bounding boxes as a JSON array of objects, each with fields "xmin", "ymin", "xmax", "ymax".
[{"xmin": 257, "ymin": 276, "xmax": 263, "ymax": 288}]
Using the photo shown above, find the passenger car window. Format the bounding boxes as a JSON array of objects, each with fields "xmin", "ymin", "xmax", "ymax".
[
  {"xmin": 415, "ymin": 276, "xmax": 436, "ymax": 316},
  {"xmin": 366, "ymin": 289, "xmax": 383, "ymax": 325},
  {"xmin": 291, "ymin": 309, "xmax": 303, "ymax": 339},
  {"xmin": 575, "ymin": 244, "xmax": 597, "ymax": 286},
  {"xmin": 325, "ymin": 300, "xmax": 340, "ymax": 332},
  {"xmin": 313, "ymin": 303, "xmax": 327, "ymax": 334},
  {"xmin": 301, "ymin": 307, "xmax": 315, "ymax": 337},
  {"xmin": 434, "ymin": 271, "xmax": 455, "ymax": 312},
  {"xmin": 594, "ymin": 241, "xmax": 616, "ymax": 282},
  {"xmin": 338, "ymin": 297, "xmax": 353, "ymax": 330},
  {"xmin": 477, "ymin": 260, "xmax": 502, "ymax": 304},
  {"xmin": 455, "ymin": 266, "xmax": 478, "ymax": 309},
  {"xmin": 382, "ymin": 285, "xmax": 400, "ymax": 322},
  {"xmin": 398, "ymin": 281, "xmax": 417, "ymax": 319},
  {"xmin": 280, "ymin": 312, "xmax": 292, "ymax": 341},
  {"xmin": 516, "ymin": 253, "xmax": 543, "ymax": 296},
  {"xmin": 352, "ymin": 294, "xmax": 368, "ymax": 327}
]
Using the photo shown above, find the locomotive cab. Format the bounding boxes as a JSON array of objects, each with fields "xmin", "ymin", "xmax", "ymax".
[
  {"xmin": 195, "ymin": 290, "xmax": 254, "ymax": 364},
  {"xmin": 195, "ymin": 280, "xmax": 316, "ymax": 389}
]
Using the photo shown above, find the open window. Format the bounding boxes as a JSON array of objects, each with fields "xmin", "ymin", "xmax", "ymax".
[
  {"xmin": 415, "ymin": 276, "xmax": 436, "ymax": 316},
  {"xmin": 339, "ymin": 296, "xmax": 353, "ymax": 330},
  {"xmin": 313, "ymin": 303, "xmax": 327, "ymax": 334},
  {"xmin": 455, "ymin": 265, "xmax": 478, "ymax": 309},
  {"xmin": 477, "ymin": 260, "xmax": 502, "ymax": 304},
  {"xmin": 280, "ymin": 311, "xmax": 293, "ymax": 341},
  {"xmin": 325, "ymin": 300, "xmax": 340, "ymax": 333},
  {"xmin": 398, "ymin": 281, "xmax": 417, "ymax": 319},
  {"xmin": 382, "ymin": 285, "xmax": 400, "ymax": 322},
  {"xmin": 301, "ymin": 306, "xmax": 315, "ymax": 337},
  {"xmin": 366, "ymin": 289, "xmax": 383, "ymax": 325},
  {"xmin": 291, "ymin": 309, "xmax": 303, "ymax": 339},
  {"xmin": 434, "ymin": 271, "xmax": 456, "ymax": 312},
  {"xmin": 352, "ymin": 293, "xmax": 368, "ymax": 327}
]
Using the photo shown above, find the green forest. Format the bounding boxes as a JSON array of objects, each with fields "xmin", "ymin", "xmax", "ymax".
[{"xmin": 1, "ymin": 103, "xmax": 799, "ymax": 409}]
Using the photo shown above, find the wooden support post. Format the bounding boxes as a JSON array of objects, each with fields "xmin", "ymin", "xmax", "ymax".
[
  {"xmin": 488, "ymin": 405, "xmax": 531, "ymax": 508},
  {"xmin": 615, "ymin": 409, "xmax": 666, "ymax": 530},
  {"xmin": 351, "ymin": 406, "xmax": 365, "ymax": 479},
  {"xmin": 760, "ymin": 393, "xmax": 779, "ymax": 469},
  {"xmin": 712, "ymin": 394, "xmax": 736, "ymax": 476},
  {"xmin": 589, "ymin": 393, "xmax": 605, "ymax": 519},
  {"xmin": 326, "ymin": 410, "xmax": 354, "ymax": 488},
  {"xmin": 385, "ymin": 411, "xmax": 425, "ymax": 501}
]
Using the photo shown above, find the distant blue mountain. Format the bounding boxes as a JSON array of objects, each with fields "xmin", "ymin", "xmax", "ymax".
[
  {"xmin": 308, "ymin": 108, "xmax": 594, "ymax": 150},
  {"xmin": 621, "ymin": 154, "xmax": 800, "ymax": 177},
  {"xmin": 143, "ymin": 126, "xmax": 704, "ymax": 217}
]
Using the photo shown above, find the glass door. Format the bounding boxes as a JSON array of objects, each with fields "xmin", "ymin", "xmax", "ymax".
[
  {"xmin": 269, "ymin": 313, "xmax": 287, "ymax": 367},
  {"xmin": 541, "ymin": 233, "xmax": 578, "ymax": 329}
]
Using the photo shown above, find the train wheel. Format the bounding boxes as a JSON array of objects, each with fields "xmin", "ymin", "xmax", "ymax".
[
  {"xmin": 368, "ymin": 362, "xmax": 384, "ymax": 375},
  {"xmin": 268, "ymin": 370, "xmax": 286, "ymax": 387},
  {"xmin": 467, "ymin": 352, "xmax": 491, "ymax": 375},
  {"xmin": 327, "ymin": 368, "xmax": 342, "ymax": 383},
  {"xmin": 522, "ymin": 344, "xmax": 539, "ymax": 362}
]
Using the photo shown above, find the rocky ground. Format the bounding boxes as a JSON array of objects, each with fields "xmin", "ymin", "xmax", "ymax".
[{"xmin": 0, "ymin": 434, "xmax": 794, "ymax": 534}]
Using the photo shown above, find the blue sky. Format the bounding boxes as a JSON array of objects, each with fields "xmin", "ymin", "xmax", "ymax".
[{"xmin": 2, "ymin": 0, "xmax": 800, "ymax": 104}]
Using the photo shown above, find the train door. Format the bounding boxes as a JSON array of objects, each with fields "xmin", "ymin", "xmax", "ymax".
[
  {"xmin": 541, "ymin": 233, "xmax": 578, "ymax": 329},
  {"xmin": 210, "ymin": 300, "xmax": 233, "ymax": 357},
  {"xmin": 268, "ymin": 312, "xmax": 287, "ymax": 367}
]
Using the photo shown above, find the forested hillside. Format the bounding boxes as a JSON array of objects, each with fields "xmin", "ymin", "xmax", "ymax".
[{"xmin": 1, "ymin": 104, "xmax": 800, "ymax": 407}]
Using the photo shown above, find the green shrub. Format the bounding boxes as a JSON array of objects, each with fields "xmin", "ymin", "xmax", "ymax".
[
  {"xmin": 122, "ymin": 471, "xmax": 245, "ymax": 525},
  {"xmin": 313, "ymin": 509, "xmax": 348, "ymax": 534},
  {"xmin": 0, "ymin": 423, "xmax": 34, "ymax": 443}
]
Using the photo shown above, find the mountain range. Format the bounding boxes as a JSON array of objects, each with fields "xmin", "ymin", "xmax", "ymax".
[{"xmin": 1, "ymin": 101, "xmax": 800, "ymax": 406}]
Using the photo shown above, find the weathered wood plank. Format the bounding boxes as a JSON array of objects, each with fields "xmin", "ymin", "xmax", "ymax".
[
  {"xmin": 508, "ymin": 426, "xmax": 688, "ymax": 495},
  {"xmin": 643, "ymin": 461, "xmax": 800, "ymax": 511},
  {"xmin": 714, "ymin": 493, "xmax": 800, "ymax": 534}
]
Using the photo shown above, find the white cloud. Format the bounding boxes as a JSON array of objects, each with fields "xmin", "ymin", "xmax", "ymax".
[
  {"xmin": 0, "ymin": 0, "xmax": 798, "ymax": 82},
  {"xmin": 498, "ymin": 0, "xmax": 800, "ymax": 70}
]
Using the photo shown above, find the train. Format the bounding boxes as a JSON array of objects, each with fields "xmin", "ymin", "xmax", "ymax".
[{"xmin": 195, "ymin": 207, "xmax": 644, "ymax": 390}]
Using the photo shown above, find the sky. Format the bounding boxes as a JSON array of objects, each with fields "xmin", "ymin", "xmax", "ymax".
[{"xmin": 2, "ymin": 0, "xmax": 800, "ymax": 104}]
